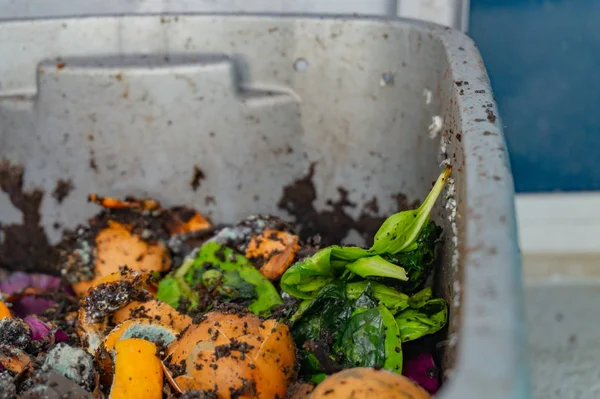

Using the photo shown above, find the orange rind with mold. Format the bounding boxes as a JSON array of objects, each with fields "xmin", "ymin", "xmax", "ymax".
[
  {"xmin": 245, "ymin": 229, "xmax": 299, "ymax": 280},
  {"xmin": 110, "ymin": 338, "xmax": 163, "ymax": 399},
  {"xmin": 102, "ymin": 318, "xmax": 178, "ymax": 354}
]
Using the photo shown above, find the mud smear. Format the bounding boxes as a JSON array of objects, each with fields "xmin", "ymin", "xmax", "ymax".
[
  {"xmin": 277, "ymin": 163, "xmax": 418, "ymax": 246},
  {"xmin": 52, "ymin": 178, "xmax": 74, "ymax": 204},
  {"xmin": 190, "ymin": 165, "xmax": 205, "ymax": 191},
  {"xmin": 0, "ymin": 160, "xmax": 59, "ymax": 274}
]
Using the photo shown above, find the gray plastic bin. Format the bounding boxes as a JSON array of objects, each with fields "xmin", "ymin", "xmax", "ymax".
[{"xmin": 0, "ymin": 14, "xmax": 529, "ymax": 399}]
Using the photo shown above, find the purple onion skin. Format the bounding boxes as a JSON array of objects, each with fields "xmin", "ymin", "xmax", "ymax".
[
  {"xmin": 24, "ymin": 316, "xmax": 52, "ymax": 340},
  {"xmin": 403, "ymin": 353, "xmax": 440, "ymax": 394},
  {"xmin": 24, "ymin": 315, "xmax": 68, "ymax": 343},
  {"xmin": 0, "ymin": 271, "xmax": 61, "ymax": 294},
  {"xmin": 0, "ymin": 272, "xmax": 32, "ymax": 294},
  {"xmin": 12, "ymin": 296, "xmax": 56, "ymax": 318},
  {"xmin": 53, "ymin": 329, "xmax": 69, "ymax": 343}
]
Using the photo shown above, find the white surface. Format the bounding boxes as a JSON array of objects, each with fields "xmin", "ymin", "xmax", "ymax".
[
  {"xmin": 520, "ymin": 193, "xmax": 600, "ymax": 399},
  {"xmin": 516, "ymin": 192, "xmax": 600, "ymax": 254},
  {"xmin": 0, "ymin": 0, "xmax": 470, "ymax": 31},
  {"xmin": 526, "ymin": 280, "xmax": 600, "ymax": 399},
  {"xmin": 398, "ymin": 0, "xmax": 470, "ymax": 32}
]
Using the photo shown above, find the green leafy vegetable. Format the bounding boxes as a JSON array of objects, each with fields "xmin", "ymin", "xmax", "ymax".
[
  {"xmin": 346, "ymin": 281, "xmax": 410, "ymax": 314},
  {"xmin": 156, "ymin": 277, "xmax": 186, "ymax": 310},
  {"xmin": 370, "ymin": 167, "xmax": 451, "ymax": 254},
  {"xmin": 280, "ymin": 248, "xmax": 336, "ymax": 300},
  {"xmin": 345, "ymin": 255, "xmax": 408, "ymax": 281},
  {"xmin": 292, "ymin": 282, "xmax": 407, "ymax": 377},
  {"xmin": 387, "ymin": 221, "xmax": 441, "ymax": 293},
  {"xmin": 156, "ymin": 256, "xmax": 199, "ymax": 310},
  {"xmin": 395, "ymin": 288, "xmax": 448, "ymax": 342},
  {"xmin": 291, "ymin": 281, "xmax": 354, "ymax": 342},
  {"xmin": 157, "ymin": 242, "xmax": 282, "ymax": 316},
  {"xmin": 281, "ymin": 166, "xmax": 450, "ymax": 300},
  {"xmin": 336, "ymin": 305, "xmax": 403, "ymax": 372}
]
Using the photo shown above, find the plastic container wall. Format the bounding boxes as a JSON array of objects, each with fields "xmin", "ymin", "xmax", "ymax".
[{"xmin": 0, "ymin": 15, "xmax": 528, "ymax": 399}]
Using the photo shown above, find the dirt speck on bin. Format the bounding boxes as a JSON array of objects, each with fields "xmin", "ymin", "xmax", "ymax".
[
  {"xmin": 190, "ymin": 166, "xmax": 205, "ymax": 191},
  {"xmin": 52, "ymin": 179, "xmax": 74, "ymax": 204}
]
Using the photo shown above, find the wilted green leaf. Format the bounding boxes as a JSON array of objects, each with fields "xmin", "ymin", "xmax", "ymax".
[
  {"xmin": 157, "ymin": 242, "xmax": 282, "ymax": 316},
  {"xmin": 395, "ymin": 297, "xmax": 448, "ymax": 342}
]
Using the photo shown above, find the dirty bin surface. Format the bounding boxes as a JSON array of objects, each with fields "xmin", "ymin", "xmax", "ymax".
[{"xmin": 0, "ymin": 14, "xmax": 527, "ymax": 399}]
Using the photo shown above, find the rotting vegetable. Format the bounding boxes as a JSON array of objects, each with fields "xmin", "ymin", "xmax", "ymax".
[{"xmin": 0, "ymin": 166, "xmax": 450, "ymax": 398}]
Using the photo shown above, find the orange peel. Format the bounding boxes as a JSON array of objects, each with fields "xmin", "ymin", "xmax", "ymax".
[
  {"xmin": 167, "ymin": 311, "xmax": 262, "ymax": 365},
  {"xmin": 166, "ymin": 207, "xmax": 212, "ymax": 236},
  {"xmin": 310, "ymin": 368, "xmax": 431, "ymax": 399},
  {"xmin": 111, "ymin": 299, "xmax": 191, "ymax": 332},
  {"xmin": 88, "ymin": 194, "xmax": 161, "ymax": 212},
  {"xmin": 110, "ymin": 338, "xmax": 163, "ymax": 399},
  {"xmin": 246, "ymin": 229, "xmax": 299, "ymax": 280},
  {"xmin": 102, "ymin": 318, "xmax": 178, "ymax": 354},
  {"xmin": 77, "ymin": 307, "xmax": 108, "ymax": 355},
  {"xmin": 72, "ymin": 221, "xmax": 171, "ymax": 296},
  {"xmin": 0, "ymin": 301, "xmax": 11, "ymax": 319},
  {"xmin": 167, "ymin": 311, "xmax": 296, "ymax": 398},
  {"xmin": 0, "ymin": 345, "xmax": 32, "ymax": 374},
  {"xmin": 77, "ymin": 271, "xmax": 147, "ymax": 354}
]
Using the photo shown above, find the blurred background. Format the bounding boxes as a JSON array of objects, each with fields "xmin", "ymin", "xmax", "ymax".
[{"xmin": 471, "ymin": 0, "xmax": 600, "ymax": 193}]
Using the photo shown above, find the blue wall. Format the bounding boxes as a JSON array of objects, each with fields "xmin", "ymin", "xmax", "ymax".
[{"xmin": 470, "ymin": 0, "xmax": 600, "ymax": 192}]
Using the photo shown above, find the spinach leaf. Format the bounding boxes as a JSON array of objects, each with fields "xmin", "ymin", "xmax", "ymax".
[
  {"xmin": 280, "ymin": 247, "xmax": 337, "ymax": 300},
  {"xmin": 345, "ymin": 255, "xmax": 408, "ymax": 281},
  {"xmin": 370, "ymin": 167, "xmax": 450, "ymax": 255},
  {"xmin": 291, "ymin": 281, "xmax": 354, "ymax": 344},
  {"xmin": 292, "ymin": 282, "xmax": 405, "ymax": 377},
  {"xmin": 388, "ymin": 221, "xmax": 441, "ymax": 293},
  {"xmin": 370, "ymin": 166, "xmax": 452, "ymax": 254},
  {"xmin": 346, "ymin": 281, "xmax": 409, "ymax": 314},
  {"xmin": 395, "ymin": 296, "xmax": 448, "ymax": 342},
  {"xmin": 157, "ymin": 242, "xmax": 282, "ymax": 316},
  {"xmin": 336, "ymin": 305, "xmax": 403, "ymax": 373}
]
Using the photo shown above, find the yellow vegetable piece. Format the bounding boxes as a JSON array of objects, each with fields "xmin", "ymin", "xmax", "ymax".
[{"xmin": 110, "ymin": 338, "xmax": 163, "ymax": 399}]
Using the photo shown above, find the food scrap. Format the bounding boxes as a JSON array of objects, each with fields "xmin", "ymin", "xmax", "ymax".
[{"xmin": 0, "ymin": 167, "xmax": 451, "ymax": 398}]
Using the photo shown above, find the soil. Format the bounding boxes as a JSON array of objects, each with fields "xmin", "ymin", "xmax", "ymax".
[
  {"xmin": 0, "ymin": 160, "xmax": 59, "ymax": 274},
  {"xmin": 277, "ymin": 163, "xmax": 418, "ymax": 246}
]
